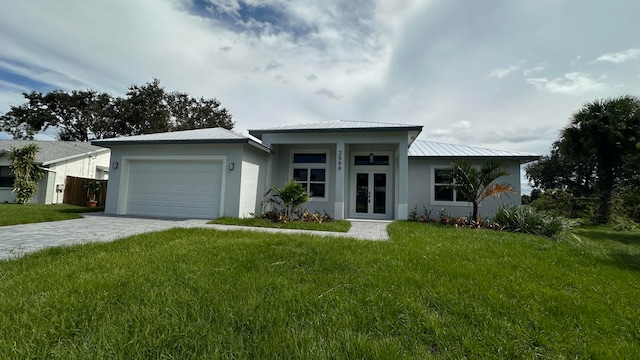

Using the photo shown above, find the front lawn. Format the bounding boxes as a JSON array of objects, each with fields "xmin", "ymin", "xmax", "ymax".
[
  {"xmin": 209, "ymin": 216, "xmax": 352, "ymax": 232},
  {"xmin": 0, "ymin": 203, "xmax": 104, "ymax": 226},
  {"xmin": 0, "ymin": 223, "xmax": 638, "ymax": 358}
]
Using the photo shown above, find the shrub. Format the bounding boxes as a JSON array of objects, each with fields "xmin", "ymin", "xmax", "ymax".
[
  {"xmin": 530, "ymin": 189, "xmax": 595, "ymax": 219},
  {"xmin": 301, "ymin": 211, "xmax": 333, "ymax": 223},
  {"xmin": 609, "ymin": 192, "xmax": 640, "ymax": 231},
  {"xmin": 408, "ymin": 206, "xmax": 418, "ymax": 221},
  {"xmin": 264, "ymin": 180, "xmax": 310, "ymax": 219},
  {"xmin": 620, "ymin": 187, "xmax": 640, "ymax": 224},
  {"xmin": 409, "ymin": 206, "xmax": 433, "ymax": 222},
  {"xmin": 493, "ymin": 205, "xmax": 575, "ymax": 239}
]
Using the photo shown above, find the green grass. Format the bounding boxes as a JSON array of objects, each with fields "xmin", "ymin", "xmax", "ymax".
[
  {"xmin": 0, "ymin": 223, "xmax": 639, "ymax": 358},
  {"xmin": 0, "ymin": 203, "xmax": 104, "ymax": 226},
  {"xmin": 209, "ymin": 216, "xmax": 352, "ymax": 232}
]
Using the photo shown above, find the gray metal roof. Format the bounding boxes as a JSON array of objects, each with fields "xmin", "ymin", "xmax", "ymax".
[
  {"xmin": 92, "ymin": 128, "xmax": 271, "ymax": 152},
  {"xmin": 0, "ymin": 140, "xmax": 108, "ymax": 165},
  {"xmin": 249, "ymin": 120, "xmax": 423, "ymax": 139},
  {"xmin": 409, "ymin": 140, "xmax": 540, "ymax": 162}
]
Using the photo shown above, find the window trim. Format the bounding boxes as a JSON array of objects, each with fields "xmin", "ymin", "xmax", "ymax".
[
  {"xmin": 290, "ymin": 150, "xmax": 329, "ymax": 202},
  {"xmin": 430, "ymin": 166, "xmax": 473, "ymax": 207}
]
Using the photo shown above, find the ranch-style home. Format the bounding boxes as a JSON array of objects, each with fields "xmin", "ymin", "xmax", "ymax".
[
  {"xmin": 0, "ymin": 140, "xmax": 110, "ymax": 204},
  {"xmin": 93, "ymin": 121, "xmax": 539, "ymax": 220}
]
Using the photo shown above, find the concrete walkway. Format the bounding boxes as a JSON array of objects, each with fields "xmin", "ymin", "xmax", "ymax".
[{"xmin": 0, "ymin": 213, "xmax": 390, "ymax": 261}]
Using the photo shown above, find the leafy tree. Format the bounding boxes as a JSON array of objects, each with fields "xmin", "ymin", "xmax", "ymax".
[
  {"xmin": 447, "ymin": 160, "xmax": 515, "ymax": 222},
  {"xmin": 167, "ymin": 92, "xmax": 233, "ymax": 131},
  {"xmin": 530, "ymin": 188, "xmax": 542, "ymax": 202},
  {"xmin": 558, "ymin": 95, "xmax": 640, "ymax": 224},
  {"xmin": 526, "ymin": 96, "xmax": 640, "ymax": 225},
  {"xmin": 525, "ymin": 146, "xmax": 596, "ymax": 198},
  {"xmin": 9, "ymin": 144, "xmax": 44, "ymax": 204},
  {"xmin": 0, "ymin": 79, "xmax": 234, "ymax": 141},
  {"xmin": 0, "ymin": 90, "xmax": 115, "ymax": 142}
]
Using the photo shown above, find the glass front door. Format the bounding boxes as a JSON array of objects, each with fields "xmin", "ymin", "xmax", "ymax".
[{"xmin": 354, "ymin": 171, "xmax": 387, "ymax": 216}]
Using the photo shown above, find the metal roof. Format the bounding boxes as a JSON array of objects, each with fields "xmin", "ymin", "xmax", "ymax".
[
  {"xmin": 249, "ymin": 120, "xmax": 423, "ymax": 139},
  {"xmin": 0, "ymin": 140, "xmax": 108, "ymax": 165},
  {"xmin": 92, "ymin": 128, "xmax": 271, "ymax": 152},
  {"xmin": 409, "ymin": 140, "xmax": 540, "ymax": 162}
]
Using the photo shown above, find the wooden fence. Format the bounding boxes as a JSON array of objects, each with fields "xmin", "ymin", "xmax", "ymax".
[{"xmin": 63, "ymin": 176, "xmax": 108, "ymax": 207}]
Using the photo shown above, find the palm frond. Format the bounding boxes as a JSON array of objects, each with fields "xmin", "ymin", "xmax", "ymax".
[{"xmin": 479, "ymin": 182, "xmax": 515, "ymax": 201}]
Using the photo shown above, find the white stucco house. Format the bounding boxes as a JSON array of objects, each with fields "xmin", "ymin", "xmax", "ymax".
[
  {"xmin": 0, "ymin": 140, "xmax": 110, "ymax": 204},
  {"xmin": 93, "ymin": 121, "xmax": 539, "ymax": 220}
]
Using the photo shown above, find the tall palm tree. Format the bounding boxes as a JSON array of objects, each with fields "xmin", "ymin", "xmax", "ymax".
[
  {"xmin": 560, "ymin": 96, "xmax": 640, "ymax": 224},
  {"xmin": 447, "ymin": 160, "xmax": 515, "ymax": 222}
]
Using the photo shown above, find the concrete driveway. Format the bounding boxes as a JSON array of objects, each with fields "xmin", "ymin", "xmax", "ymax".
[{"xmin": 0, "ymin": 212, "xmax": 389, "ymax": 261}]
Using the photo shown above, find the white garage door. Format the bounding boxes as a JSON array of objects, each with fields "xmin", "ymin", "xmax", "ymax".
[{"xmin": 126, "ymin": 160, "xmax": 223, "ymax": 219}]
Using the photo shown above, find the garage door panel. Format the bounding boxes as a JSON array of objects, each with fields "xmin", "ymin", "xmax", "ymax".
[{"xmin": 126, "ymin": 160, "xmax": 222, "ymax": 219}]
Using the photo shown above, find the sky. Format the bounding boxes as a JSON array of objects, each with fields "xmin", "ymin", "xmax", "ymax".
[{"xmin": 1, "ymin": 0, "xmax": 639, "ymax": 192}]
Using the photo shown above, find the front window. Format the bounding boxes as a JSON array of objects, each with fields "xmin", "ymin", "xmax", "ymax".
[
  {"xmin": 354, "ymin": 155, "xmax": 390, "ymax": 166},
  {"xmin": 0, "ymin": 166, "xmax": 14, "ymax": 188},
  {"xmin": 433, "ymin": 168, "xmax": 470, "ymax": 203},
  {"xmin": 292, "ymin": 152, "xmax": 327, "ymax": 198}
]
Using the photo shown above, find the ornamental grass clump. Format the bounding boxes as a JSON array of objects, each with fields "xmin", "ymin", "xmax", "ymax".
[{"xmin": 493, "ymin": 205, "xmax": 575, "ymax": 239}]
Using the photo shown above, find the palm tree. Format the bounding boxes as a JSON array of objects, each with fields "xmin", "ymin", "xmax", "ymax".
[
  {"xmin": 559, "ymin": 96, "xmax": 640, "ymax": 224},
  {"xmin": 265, "ymin": 179, "xmax": 311, "ymax": 219},
  {"xmin": 447, "ymin": 160, "xmax": 515, "ymax": 222}
]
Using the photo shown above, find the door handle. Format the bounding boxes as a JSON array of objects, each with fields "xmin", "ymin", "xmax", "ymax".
[{"xmin": 368, "ymin": 191, "xmax": 371, "ymax": 203}]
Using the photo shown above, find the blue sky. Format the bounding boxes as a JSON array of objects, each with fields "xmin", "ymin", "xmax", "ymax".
[{"xmin": 1, "ymin": 0, "xmax": 639, "ymax": 158}]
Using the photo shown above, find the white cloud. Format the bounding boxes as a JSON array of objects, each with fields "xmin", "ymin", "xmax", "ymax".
[
  {"xmin": 595, "ymin": 48, "xmax": 640, "ymax": 63},
  {"xmin": 203, "ymin": 0, "xmax": 242, "ymax": 17},
  {"xmin": 525, "ymin": 72, "xmax": 607, "ymax": 94},
  {"xmin": 452, "ymin": 120, "xmax": 470, "ymax": 129},
  {"xmin": 488, "ymin": 65, "xmax": 520, "ymax": 79},
  {"xmin": 428, "ymin": 121, "xmax": 471, "ymax": 137},
  {"xmin": 522, "ymin": 65, "xmax": 545, "ymax": 76}
]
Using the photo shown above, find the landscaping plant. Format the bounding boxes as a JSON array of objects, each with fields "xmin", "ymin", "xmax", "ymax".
[
  {"xmin": 492, "ymin": 205, "xmax": 574, "ymax": 239},
  {"xmin": 9, "ymin": 144, "xmax": 44, "ymax": 204},
  {"xmin": 446, "ymin": 160, "xmax": 515, "ymax": 222},
  {"xmin": 264, "ymin": 179, "xmax": 311, "ymax": 221}
]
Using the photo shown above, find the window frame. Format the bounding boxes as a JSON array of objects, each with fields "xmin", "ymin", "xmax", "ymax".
[
  {"xmin": 430, "ymin": 166, "xmax": 473, "ymax": 206},
  {"xmin": 290, "ymin": 150, "xmax": 329, "ymax": 201},
  {"xmin": 0, "ymin": 166, "xmax": 14, "ymax": 188}
]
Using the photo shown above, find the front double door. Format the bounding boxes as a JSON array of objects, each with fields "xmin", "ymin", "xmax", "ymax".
[{"xmin": 354, "ymin": 171, "xmax": 390, "ymax": 218}]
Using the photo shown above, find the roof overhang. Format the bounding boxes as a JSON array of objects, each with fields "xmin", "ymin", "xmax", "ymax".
[
  {"xmin": 249, "ymin": 126, "xmax": 423, "ymax": 147},
  {"xmin": 41, "ymin": 147, "xmax": 110, "ymax": 166},
  {"xmin": 409, "ymin": 154, "xmax": 541, "ymax": 164},
  {"xmin": 249, "ymin": 125, "xmax": 423, "ymax": 139},
  {"xmin": 91, "ymin": 138, "xmax": 272, "ymax": 153}
]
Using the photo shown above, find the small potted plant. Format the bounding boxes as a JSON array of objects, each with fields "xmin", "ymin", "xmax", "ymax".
[{"xmin": 84, "ymin": 181, "xmax": 102, "ymax": 207}]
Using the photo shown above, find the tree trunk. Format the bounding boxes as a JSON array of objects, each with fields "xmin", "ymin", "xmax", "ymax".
[
  {"xmin": 594, "ymin": 163, "xmax": 615, "ymax": 224},
  {"xmin": 594, "ymin": 186, "xmax": 612, "ymax": 224},
  {"xmin": 472, "ymin": 202, "xmax": 479, "ymax": 222}
]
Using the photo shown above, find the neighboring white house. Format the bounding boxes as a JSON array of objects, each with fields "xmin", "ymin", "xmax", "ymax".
[
  {"xmin": 94, "ymin": 121, "xmax": 539, "ymax": 220},
  {"xmin": 0, "ymin": 140, "xmax": 111, "ymax": 204}
]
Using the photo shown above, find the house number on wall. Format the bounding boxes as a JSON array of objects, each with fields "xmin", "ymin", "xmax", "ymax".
[{"xmin": 337, "ymin": 150, "xmax": 343, "ymax": 171}]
